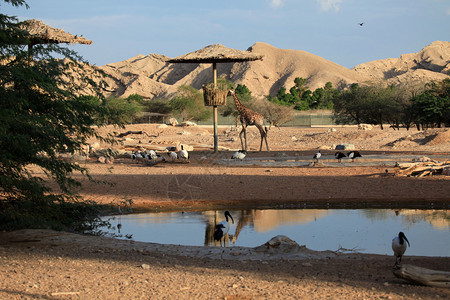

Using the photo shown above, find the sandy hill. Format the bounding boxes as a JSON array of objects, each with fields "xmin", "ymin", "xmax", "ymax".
[
  {"xmin": 352, "ymin": 41, "xmax": 450, "ymax": 87},
  {"xmin": 98, "ymin": 41, "xmax": 449, "ymax": 99}
]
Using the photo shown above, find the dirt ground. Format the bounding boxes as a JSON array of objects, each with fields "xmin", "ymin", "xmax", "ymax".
[{"xmin": 1, "ymin": 124, "xmax": 449, "ymax": 299}]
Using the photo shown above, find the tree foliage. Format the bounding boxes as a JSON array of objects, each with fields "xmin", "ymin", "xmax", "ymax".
[
  {"xmin": 0, "ymin": 2, "xmax": 122, "ymax": 231},
  {"xmin": 333, "ymin": 79, "xmax": 449, "ymax": 129},
  {"xmin": 268, "ymin": 77, "xmax": 338, "ymax": 110},
  {"xmin": 168, "ymin": 85, "xmax": 210, "ymax": 121}
]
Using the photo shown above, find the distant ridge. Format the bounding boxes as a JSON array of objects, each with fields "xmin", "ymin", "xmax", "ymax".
[{"xmin": 98, "ymin": 41, "xmax": 449, "ymax": 99}]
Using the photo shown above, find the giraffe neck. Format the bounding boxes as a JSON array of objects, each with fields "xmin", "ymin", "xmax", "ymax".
[{"xmin": 233, "ymin": 93, "xmax": 247, "ymax": 113}]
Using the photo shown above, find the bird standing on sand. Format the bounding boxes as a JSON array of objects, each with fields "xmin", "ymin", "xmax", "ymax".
[
  {"xmin": 335, "ymin": 151, "xmax": 346, "ymax": 163},
  {"xmin": 168, "ymin": 151, "xmax": 177, "ymax": 161},
  {"xmin": 347, "ymin": 151, "xmax": 362, "ymax": 162},
  {"xmin": 313, "ymin": 150, "xmax": 322, "ymax": 163},
  {"xmin": 214, "ymin": 211, "xmax": 234, "ymax": 247},
  {"xmin": 179, "ymin": 145, "xmax": 189, "ymax": 161},
  {"xmin": 392, "ymin": 232, "xmax": 410, "ymax": 265},
  {"xmin": 232, "ymin": 150, "xmax": 246, "ymax": 160}
]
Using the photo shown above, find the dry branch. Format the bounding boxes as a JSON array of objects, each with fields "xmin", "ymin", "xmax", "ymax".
[
  {"xmin": 394, "ymin": 161, "xmax": 450, "ymax": 177},
  {"xmin": 393, "ymin": 264, "xmax": 450, "ymax": 288},
  {"xmin": 116, "ymin": 130, "xmax": 151, "ymax": 138}
]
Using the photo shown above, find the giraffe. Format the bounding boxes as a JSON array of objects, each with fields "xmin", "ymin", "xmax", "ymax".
[{"xmin": 228, "ymin": 88, "xmax": 270, "ymax": 152}]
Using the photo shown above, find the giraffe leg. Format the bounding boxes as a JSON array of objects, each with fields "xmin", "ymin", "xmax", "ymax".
[
  {"xmin": 257, "ymin": 125, "xmax": 270, "ymax": 152},
  {"xmin": 239, "ymin": 125, "xmax": 247, "ymax": 151}
]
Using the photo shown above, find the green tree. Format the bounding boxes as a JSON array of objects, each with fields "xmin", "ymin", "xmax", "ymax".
[
  {"xmin": 169, "ymin": 85, "xmax": 210, "ymax": 122},
  {"xmin": 0, "ymin": 1, "xmax": 122, "ymax": 231}
]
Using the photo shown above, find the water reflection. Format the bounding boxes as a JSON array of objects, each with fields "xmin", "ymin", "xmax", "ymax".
[{"xmin": 104, "ymin": 209, "xmax": 449, "ymax": 256}]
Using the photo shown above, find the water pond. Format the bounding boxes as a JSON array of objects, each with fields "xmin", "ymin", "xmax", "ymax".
[{"xmin": 103, "ymin": 209, "xmax": 449, "ymax": 257}]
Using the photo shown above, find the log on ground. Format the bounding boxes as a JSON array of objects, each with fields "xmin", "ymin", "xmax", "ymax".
[{"xmin": 393, "ymin": 264, "xmax": 450, "ymax": 288}]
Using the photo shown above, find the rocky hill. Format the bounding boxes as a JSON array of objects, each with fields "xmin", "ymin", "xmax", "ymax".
[
  {"xmin": 352, "ymin": 41, "xmax": 450, "ymax": 88},
  {"xmin": 98, "ymin": 41, "xmax": 449, "ymax": 99}
]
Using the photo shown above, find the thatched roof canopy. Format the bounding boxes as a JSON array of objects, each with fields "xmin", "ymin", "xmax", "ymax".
[
  {"xmin": 19, "ymin": 19, "xmax": 92, "ymax": 46},
  {"xmin": 168, "ymin": 44, "xmax": 263, "ymax": 64}
]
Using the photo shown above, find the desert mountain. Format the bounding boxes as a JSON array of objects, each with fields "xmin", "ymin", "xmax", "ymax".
[
  {"xmin": 352, "ymin": 41, "xmax": 450, "ymax": 88},
  {"xmin": 99, "ymin": 41, "xmax": 449, "ymax": 99}
]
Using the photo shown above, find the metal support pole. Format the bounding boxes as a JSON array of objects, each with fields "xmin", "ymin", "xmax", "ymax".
[{"xmin": 213, "ymin": 62, "xmax": 218, "ymax": 153}]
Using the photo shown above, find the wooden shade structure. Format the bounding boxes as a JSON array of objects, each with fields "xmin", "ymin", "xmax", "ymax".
[
  {"xmin": 168, "ymin": 44, "xmax": 263, "ymax": 152},
  {"xmin": 18, "ymin": 19, "xmax": 92, "ymax": 56}
]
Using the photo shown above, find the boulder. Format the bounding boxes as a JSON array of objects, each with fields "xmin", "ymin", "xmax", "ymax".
[
  {"xmin": 254, "ymin": 235, "xmax": 303, "ymax": 253},
  {"xmin": 168, "ymin": 118, "xmax": 178, "ymax": 126},
  {"xmin": 335, "ymin": 143, "xmax": 355, "ymax": 150}
]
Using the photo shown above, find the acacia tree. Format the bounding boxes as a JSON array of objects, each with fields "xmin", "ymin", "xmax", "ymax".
[
  {"xmin": 0, "ymin": 1, "xmax": 124, "ymax": 231},
  {"xmin": 168, "ymin": 85, "xmax": 210, "ymax": 122}
]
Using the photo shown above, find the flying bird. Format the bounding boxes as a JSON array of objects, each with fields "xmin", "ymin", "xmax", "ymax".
[
  {"xmin": 358, "ymin": 22, "xmax": 364, "ymax": 26},
  {"xmin": 214, "ymin": 211, "xmax": 234, "ymax": 247},
  {"xmin": 392, "ymin": 232, "xmax": 410, "ymax": 265}
]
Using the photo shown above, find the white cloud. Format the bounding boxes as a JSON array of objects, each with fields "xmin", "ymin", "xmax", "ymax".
[
  {"xmin": 269, "ymin": 0, "xmax": 284, "ymax": 8},
  {"xmin": 316, "ymin": 0, "xmax": 344, "ymax": 12}
]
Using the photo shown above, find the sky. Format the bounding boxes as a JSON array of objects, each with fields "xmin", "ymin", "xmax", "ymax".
[{"xmin": 3, "ymin": 0, "xmax": 449, "ymax": 68}]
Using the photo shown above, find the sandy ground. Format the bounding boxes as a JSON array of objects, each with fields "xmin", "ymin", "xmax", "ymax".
[{"xmin": 1, "ymin": 124, "xmax": 449, "ymax": 299}]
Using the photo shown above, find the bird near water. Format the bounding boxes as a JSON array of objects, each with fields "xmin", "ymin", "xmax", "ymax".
[
  {"xmin": 313, "ymin": 150, "xmax": 321, "ymax": 163},
  {"xmin": 214, "ymin": 211, "xmax": 234, "ymax": 247},
  {"xmin": 347, "ymin": 151, "xmax": 362, "ymax": 162},
  {"xmin": 232, "ymin": 150, "xmax": 246, "ymax": 160},
  {"xmin": 335, "ymin": 151, "xmax": 346, "ymax": 163},
  {"xmin": 392, "ymin": 232, "xmax": 410, "ymax": 265}
]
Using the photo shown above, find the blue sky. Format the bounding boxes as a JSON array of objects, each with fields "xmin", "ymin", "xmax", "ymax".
[{"xmin": 3, "ymin": 0, "xmax": 449, "ymax": 68}]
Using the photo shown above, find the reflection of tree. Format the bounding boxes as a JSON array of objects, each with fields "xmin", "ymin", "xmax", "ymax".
[
  {"xmin": 363, "ymin": 209, "xmax": 449, "ymax": 230},
  {"xmin": 232, "ymin": 210, "xmax": 253, "ymax": 244},
  {"xmin": 400, "ymin": 210, "xmax": 449, "ymax": 230},
  {"xmin": 360, "ymin": 209, "xmax": 392, "ymax": 221},
  {"xmin": 203, "ymin": 209, "xmax": 333, "ymax": 246}
]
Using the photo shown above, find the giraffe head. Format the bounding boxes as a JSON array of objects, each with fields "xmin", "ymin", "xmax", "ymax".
[{"xmin": 227, "ymin": 88, "xmax": 235, "ymax": 96}]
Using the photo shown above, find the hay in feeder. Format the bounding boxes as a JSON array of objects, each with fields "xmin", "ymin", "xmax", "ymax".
[{"xmin": 202, "ymin": 83, "xmax": 228, "ymax": 106}]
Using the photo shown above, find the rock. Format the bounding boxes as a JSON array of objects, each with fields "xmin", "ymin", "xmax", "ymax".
[
  {"xmin": 328, "ymin": 128, "xmax": 337, "ymax": 132},
  {"xmin": 335, "ymin": 144, "xmax": 355, "ymax": 150},
  {"xmin": 443, "ymin": 166, "xmax": 450, "ymax": 176},
  {"xmin": 254, "ymin": 235, "xmax": 302, "ymax": 253},
  {"xmin": 291, "ymin": 136, "xmax": 298, "ymax": 141},
  {"xmin": 181, "ymin": 121, "xmax": 197, "ymax": 127},
  {"xmin": 97, "ymin": 156, "xmax": 106, "ymax": 164},
  {"xmin": 105, "ymin": 157, "xmax": 114, "ymax": 164},
  {"xmin": 168, "ymin": 118, "xmax": 178, "ymax": 126},
  {"xmin": 157, "ymin": 124, "xmax": 168, "ymax": 129},
  {"xmin": 141, "ymin": 264, "xmax": 150, "ymax": 269},
  {"xmin": 358, "ymin": 124, "xmax": 373, "ymax": 131}
]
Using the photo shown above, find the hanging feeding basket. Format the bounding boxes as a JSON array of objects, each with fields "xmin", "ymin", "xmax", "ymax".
[{"xmin": 202, "ymin": 83, "xmax": 228, "ymax": 106}]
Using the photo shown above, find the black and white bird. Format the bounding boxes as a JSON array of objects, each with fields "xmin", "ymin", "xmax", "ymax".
[
  {"xmin": 335, "ymin": 151, "xmax": 346, "ymax": 163},
  {"xmin": 131, "ymin": 151, "xmax": 143, "ymax": 160},
  {"xmin": 214, "ymin": 211, "xmax": 234, "ymax": 247},
  {"xmin": 148, "ymin": 150, "xmax": 158, "ymax": 160},
  {"xmin": 358, "ymin": 22, "xmax": 364, "ymax": 26},
  {"xmin": 179, "ymin": 145, "xmax": 189, "ymax": 161},
  {"xmin": 347, "ymin": 151, "xmax": 362, "ymax": 162},
  {"xmin": 392, "ymin": 232, "xmax": 410, "ymax": 265},
  {"xmin": 168, "ymin": 151, "xmax": 178, "ymax": 161},
  {"xmin": 231, "ymin": 150, "xmax": 246, "ymax": 160},
  {"xmin": 313, "ymin": 150, "xmax": 322, "ymax": 163}
]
